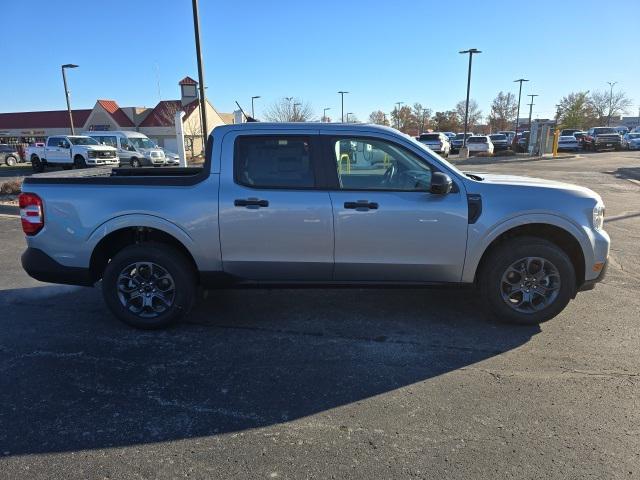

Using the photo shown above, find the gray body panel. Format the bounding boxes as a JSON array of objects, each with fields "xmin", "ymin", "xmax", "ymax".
[{"xmin": 21, "ymin": 123, "xmax": 609, "ymax": 287}]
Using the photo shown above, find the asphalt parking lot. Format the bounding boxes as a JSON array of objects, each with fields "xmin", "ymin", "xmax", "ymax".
[{"xmin": 0, "ymin": 151, "xmax": 639, "ymax": 479}]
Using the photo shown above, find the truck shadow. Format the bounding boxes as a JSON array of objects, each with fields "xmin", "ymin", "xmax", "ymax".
[{"xmin": 0, "ymin": 285, "xmax": 539, "ymax": 456}]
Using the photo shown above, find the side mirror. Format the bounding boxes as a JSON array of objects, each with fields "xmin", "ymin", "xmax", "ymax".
[{"xmin": 430, "ymin": 172, "xmax": 452, "ymax": 195}]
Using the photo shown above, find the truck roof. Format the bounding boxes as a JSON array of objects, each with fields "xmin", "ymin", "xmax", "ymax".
[{"xmin": 212, "ymin": 122, "xmax": 401, "ymax": 135}]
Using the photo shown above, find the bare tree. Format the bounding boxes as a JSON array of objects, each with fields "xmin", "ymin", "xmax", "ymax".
[
  {"xmin": 368, "ymin": 110, "xmax": 389, "ymax": 125},
  {"xmin": 589, "ymin": 90, "xmax": 632, "ymax": 125},
  {"xmin": 264, "ymin": 97, "xmax": 314, "ymax": 122},
  {"xmin": 391, "ymin": 105, "xmax": 420, "ymax": 134},
  {"xmin": 413, "ymin": 103, "xmax": 432, "ymax": 133},
  {"xmin": 455, "ymin": 99, "xmax": 482, "ymax": 129},
  {"xmin": 488, "ymin": 92, "xmax": 517, "ymax": 131},
  {"xmin": 432, "ymin": 111, "xmax": 461, "ymax": 132}
]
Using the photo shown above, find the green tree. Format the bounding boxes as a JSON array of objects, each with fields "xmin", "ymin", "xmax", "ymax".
[
  {"xmin": 391, "ymin": 105, "xmax": 418, "ymax": 134},
  {"xmin": 556, "ymin": 91, "xmax": 596, "ymax": 129},
  {"xmin": 432, "ymin": 111, "xmax": 461, "ymax": 132}
]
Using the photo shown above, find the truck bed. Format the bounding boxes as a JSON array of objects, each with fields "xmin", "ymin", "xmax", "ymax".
[{"xmin": 23, "ymin": 167, "xmax": 207, "ymax": 186}]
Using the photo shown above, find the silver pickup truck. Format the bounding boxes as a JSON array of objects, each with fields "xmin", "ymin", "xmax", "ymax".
[{"xmin": 19, "ymin": 123, "xmax": 609, "ymax": 329}]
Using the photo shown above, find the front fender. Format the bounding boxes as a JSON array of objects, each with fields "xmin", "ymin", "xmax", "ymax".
[{"xmin": 462, "ymin": 213, "xmax": 592, "ymax": 283}]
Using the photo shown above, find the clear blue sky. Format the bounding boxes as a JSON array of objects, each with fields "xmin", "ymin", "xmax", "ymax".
[{"xmin": 2, "ymin": 0, "xmax": 638, "ymax": 122}]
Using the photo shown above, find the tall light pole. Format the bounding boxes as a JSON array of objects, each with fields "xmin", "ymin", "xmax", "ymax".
[
  {"xmin": 323, "ymin": 107, "xmax": 331, "ymax": 122},
  {"xmin": 285, "ymin": 97, "xmax": 293, "ymax": 121},
  {"xmin": 61, "ymin": 64, "xmax": 78, "ymax": 135},
  {"xmin": 338, "ymin": 91, "xmax": 349, "ymax": 122},
  {"xmin": 395, "ymin": 101, "xmax": 404, "ymax": 129},
  {"xmin": 421, "ymin": 109, "xmax": 429, "ymax": 133},
  {"xmin": 527, "ymin": 94, "xmax": 538, "ymax": 131},
  {"xmin": 606, "ymin": 81, "xmax": 618, "ymax": 126},
  {"xmin": 293, "ymin": 102, "xmax": 301, "ymax": 122},
  {"xmin": 346, "ymin": 112, "xmax": 354, "ymax": 123},
  {"xmin": 191, "ymin": 0, "xmax": 208, "ymax": 149},
  {"xmin": 459, "ymin": 49, "xmax": 481, "ymax": 148},
  {"xmin": 513, "ymin": 78, "xmax": 529, "ymax": 147},
  {"xmin": 251, "ymin": 95, "xmax": 260, "ymax": 119}
]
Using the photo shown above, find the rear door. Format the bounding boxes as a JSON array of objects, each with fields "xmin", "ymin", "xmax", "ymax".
[
  {"xmin": 322, "ymin": 132, "xmax": 468, "ymax": 283},
  {"xmin": 218, "ymin": 130, "xmax": 334, "ymax": 281}
]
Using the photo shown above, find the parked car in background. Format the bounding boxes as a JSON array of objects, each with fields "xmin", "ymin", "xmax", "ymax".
[
  {"xmin": 498, "ymin": 131, "xmax": 516, "ymax": 143},
  {"xmin": 86, "ymin": 131, "xmax": 166, "ymax": 167},
  {"xmin": 515, "ymin": 131, "xmax": 530, "ymax": 152},
  {"xmin": 614, "ymin": 126, "xmax": 629, "ymax": 136},
  {"xmin": 417, "ymin": 132, "xmax": 451, "ymax": 157},
  {"xmin": 488, "ymin": 133, "xmax": 509, "ymax": 151},
  {"xmin": 26, "ymin": 136, "xmax": 119, "ymax": 172},
  {"xmin": 19, "ymin": 122, "xmax": 609, "ymax": 329},
  {"xmin": 622, "ymin": 132, "xmax": 640, "ymax": 150},
  {"xmin": 161, "ymin": 148, "xmax": 181, "ymax": 165},
  {"xmin": 573, "ymin": 131, "xmax": 587, "ymax": 148},
  {"xmin": 582, "ymin": 127, "xmax": 622, "ymax": 151},
  {"xmin": 451, "ymin": 132, "xmax": 474, "ymax": 153},
  {"xmin": 0, "ymin": 144, "xmax": 21, "ymax": 166},
  {"xmin": 558, "ymin": 135, "xmax": 580, "ymax": 151},
  {"xmin": 467, "ymin": 135, "xmax": 494, "ymax": 155},
  {"xmin": 443, "ymin": 132, "xmax": 456, "ymax": 142},
  {"xmin": 561, "ymin": 128, "xmax": 582, "ymax": 137}
]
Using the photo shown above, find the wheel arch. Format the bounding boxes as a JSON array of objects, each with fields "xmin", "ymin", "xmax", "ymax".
[
  {"xmin": 87, "ymin": 216, "xmax": 200, "ymax": 283},
  {"xmin": 472, "ymin": 221, "xmax": 586, "ymax": 289}
]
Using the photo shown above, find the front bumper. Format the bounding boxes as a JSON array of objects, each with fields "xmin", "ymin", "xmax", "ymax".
[
  {"xmin": 21, "ymin": 247, "xmax": 94, "ymax": 286},
  {"xmin": 578, "ymin": 259, "xmax": 607, "ymax": 292}
]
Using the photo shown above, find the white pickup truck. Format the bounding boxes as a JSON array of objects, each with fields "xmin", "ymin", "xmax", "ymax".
[{"xmin": 26, "ymin": 135, "xmax": 119, "ymax": 172}]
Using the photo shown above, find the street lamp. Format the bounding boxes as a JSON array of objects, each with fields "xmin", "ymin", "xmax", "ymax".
[
  {"xmin": 606, "ymin": 81, "xmax": 618, "ymax": 126},
  {"xmin": 293, "ymin": 102, "xmax": 301, "ymax": 122},
  {"xmin": 346, "ymin": 112, "xmax": 354, "ymax": 123},
  {"xmin": 61, "ymin": 64, "xmax": 78, "ymax": 135},
  {"xmin": 395, "ymin": 101, "xmax": 404, "ymax": 129},
  {"xmin": 513, "ymin": 78, "xmax": 529, "ymax": 147},
  {"xmin": 527, "ymin": 94, "xmax": 538, "ymax": 132},
  {"xmin": 323, "ymin": 107, "xmax": 331, "ymax": 122},
  {"xmin": 191, "ymin": 0, "xmax": 208, "ymax": 149},
  {"xmin": 421, "ymin": 109, "xmax": 429, "ymax": 134},
  {"xmin": 459, "ymin": 49, "xmax": 481, "ymax": 148},
  {"xmin": 338, "ymin": 91, "xmax": 349, "ymax": 122},
  {"xmin": 251, "ymin": 95, "xmax": 261, "ymax": 119}
]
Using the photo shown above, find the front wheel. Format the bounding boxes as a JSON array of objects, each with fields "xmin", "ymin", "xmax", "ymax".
[
  {"xmin": 478, "ymin": 237, "xmax": 576, "ymax": 325},
  {"xmin": 130, "ymin": 158, "xmax": 141, "ymax": 168},
  {"xmin": 102, "ymin": 243, "xmax": 197, "ymax": 329},
  {"xmin": 74, "ymin": 155, "xmax": 87, "ymax": 169},
  {"xmin": 5, "ymin": 155, "xmax": 17, "ymax": 167}
]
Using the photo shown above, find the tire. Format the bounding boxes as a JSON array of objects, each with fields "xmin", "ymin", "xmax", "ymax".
[
  {"xmin": 5, "ymin": 155, "xmax": 17, "ymax": 167},
  {"xmin": 32, "ymin": 156, "xmax": 44, "ymax": 173},
  {"xmin": 130, "ymin": 158, "xmax": 141, "ymax": 168},
  {"xmin": 478, "ymin": 236, "xmax": 576, "ymax": 325},
  {"xmin": 102, "ymin": 242, "xmax": 197, "ymax": 329},
  {"xmin": 74, "ymin": 155, "xmax": 87, "ymax": 169}
]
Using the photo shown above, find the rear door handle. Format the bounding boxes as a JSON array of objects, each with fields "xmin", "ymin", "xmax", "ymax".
[
  {"xmin": 344, "ymin": 200, "xmax": 378, "ymax": 211},
  {"xmin": 234, "ymin": 198, "xmax": 269, "ymax": 209}
]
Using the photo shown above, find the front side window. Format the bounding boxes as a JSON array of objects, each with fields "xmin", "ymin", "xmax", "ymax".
[
  {"xmin": 332, "ymin": 138, "xmax": 432, "ymax": 191},
  {"xmin": 69, "ymin": 136, "xmax": 99, "ymax": 146},
  {"xmin": 235, "ymin": 136, "xmax": 315, "ymax": 189},
  {"xmin": 119, "ymin": 137, "xmax": 131, "ymax": 150},
  {"xmin": 47, "ymin": 137, "xmax": 60, "ymax": 147}
]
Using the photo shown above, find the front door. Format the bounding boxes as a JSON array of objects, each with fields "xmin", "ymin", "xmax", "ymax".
[
  {"xmin": 45, "ymin": 137, "xmax": 67, "ymax": 163},
  {"xmin": 219, "ymin": 133, "xmax": 334, "ymax": 281},
  {"xmin": 323, "ymin": 134, "xmax": 469, "ymax": 283}
]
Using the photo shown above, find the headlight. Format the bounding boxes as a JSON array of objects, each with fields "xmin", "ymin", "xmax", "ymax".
[{"xmin": 593, "ymin": 204, "xmax": 605, "ymax": 231}]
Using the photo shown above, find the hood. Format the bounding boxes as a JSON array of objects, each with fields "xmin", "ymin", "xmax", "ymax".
[{"xmin": 466, "ymin": 172, "xmax": 600, "ymax": 199}]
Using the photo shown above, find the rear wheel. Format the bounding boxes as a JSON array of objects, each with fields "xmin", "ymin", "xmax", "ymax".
[
  {"xmin": 131, "ymin": 158, "xmax": 141, "ymax": 168},
  {"xmin": 102, "ymin": 243, "xmax": 197, "ymax": 329},
  {"xmin": 31, "ymin": 156, "xmax": 44, "ymax": 173},
  {"xmin": 5, "ymin": 155, "xmax": 17, "ymax": 167},
  {"xmin": 478, "ymin": 237, "xmax": 576, "ymax": 325}
]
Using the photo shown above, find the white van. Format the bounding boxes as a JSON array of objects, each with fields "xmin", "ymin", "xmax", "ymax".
[{"xmin": 84, "ymin": 131, "xmax": 166, "ymax": 167}]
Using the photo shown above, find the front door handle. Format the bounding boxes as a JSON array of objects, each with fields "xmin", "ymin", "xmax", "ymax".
[
  {"xmin": 234, "ymin": 198, "xmax": 269, "ymax": 209},
  {"xmin": 344, "ymin": 200, "xmax": 379, "ymax": 211}
]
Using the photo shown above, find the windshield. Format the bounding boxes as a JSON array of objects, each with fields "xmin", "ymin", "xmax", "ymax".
[
  {"xmin": 468, "ymin": 137, "xmax": 487, "ymax": 143},
  {"xmin": 628, "ymin": 133, "xmax": 640, "ymax": 139},
  {"xmin": 594, "ymin": 128, "xmax": 616, "ymax": 134},
  {"xmin": 408, "ymin": 135, "xmax": 465, "ymax": 178},
  {"xmin": 419, "ymin": 134, "xmax": 441, "ymax": 141},
  {"xmin": 129, "ymin": 137, "xmax": 156, "ymax": 149},
  {"xmin": 68, "ymin": 136, "xmax": 99, "ymax": 146},
  {"xmin": 454, "ymin": 133, "xmax": 472, "ymax": 140},
  {"xmin": 489, "ymin": 134, "xmax": 506, "ymax": 141}
]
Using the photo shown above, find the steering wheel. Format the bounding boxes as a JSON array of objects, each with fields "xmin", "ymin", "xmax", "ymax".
[
  {"xmin": 382, "ymin": 163, "xmax": 397, "ymax": 185},
  {"xmin": 397, "ymin": 169, "xmax": 431, "ymax": 190}
]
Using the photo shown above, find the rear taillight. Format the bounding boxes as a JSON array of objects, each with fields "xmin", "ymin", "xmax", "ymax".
[{"xmin": 19, "ymin": 193, "xmax": 44, "ymax": 236}]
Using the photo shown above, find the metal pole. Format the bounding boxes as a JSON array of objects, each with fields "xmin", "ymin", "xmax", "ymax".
[
  {"xmin": 395, "ymin": 102, "xmax": 403, "ymax": 129},
  {"xmin": 606, "ymin": 81, "xmax": 617, "ymax": 126},
  {"xmin": 61, "ymin": 65, "xmax": 77, "ymax": 135},
  {"xmin": 338, "ymin": 91, "xmax": 348, "ymax": 122},
  {"xmin": 323, "ymin": 107, "xmax": 330, "ymax": 122},
  {"xmin": 527, "ymin": 94, "xmax": 538, "ymax": 132},
  {"xmin": 459, "ymin": 49, "xmax": 481, "ymax": 148},
  {"xmin": 192, "ymin": 0, "xmax": 208, "ymax": 148},
  {"xmin": 251, "ymin": 95, "xmax": 260, "ymax": 118},
  {"xmin": 513, "ymin": 78, "xmax": 529, "ymax": 148}
]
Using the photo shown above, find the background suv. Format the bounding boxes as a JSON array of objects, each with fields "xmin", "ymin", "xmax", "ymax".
[{"xmin": 0, "ymin": 144, "xmax": 20, "ymax": 166}]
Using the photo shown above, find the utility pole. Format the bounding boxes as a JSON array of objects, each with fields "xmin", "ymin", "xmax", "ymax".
[
  {"xmin": 395, "ymin": 101, "xmax": 404, "ymax": 129},
  {"xmin": 606, "ymin": 81, "xmax": 618, "ymax": 126},
  {"xmin": 293, "ymin": 102, "xmax": 301, "ymax": 122},
  {"xmin": 338, "ymin": 91, "xmax": 348, "ymax": 122},
  {"xmin": 513, "ymin": 78, "xmax": 529, "ymax": 148},
  {"xmin": 346, "ymin": 112, "xmax": 354, "ymax": 123},
  {"xmin": 192, "ymin": 0, "xmax": 208, "ymax": 149},
  {"xmin": 285, "ymin": 97, "xmax": 293, "ymax": 121},
  {"xmin": 61, "ymin": 64, "xmax": 78, "ymax": 135},
  {"xmin": 459, "ymin": 49, "xmax": 481, "ymax": 149},
  {"xmin": 251, "ymin": 95, "xmax": 260, "ymax": 119}
]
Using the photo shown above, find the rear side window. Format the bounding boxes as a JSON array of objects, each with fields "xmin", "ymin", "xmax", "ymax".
[
  {"xmin": 468, "ymin": 137, "xmax": 487, "ymax": 143},
  {"xmin": 235, "ymin": 136, "xmax": 315, "ymax": 189}
]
